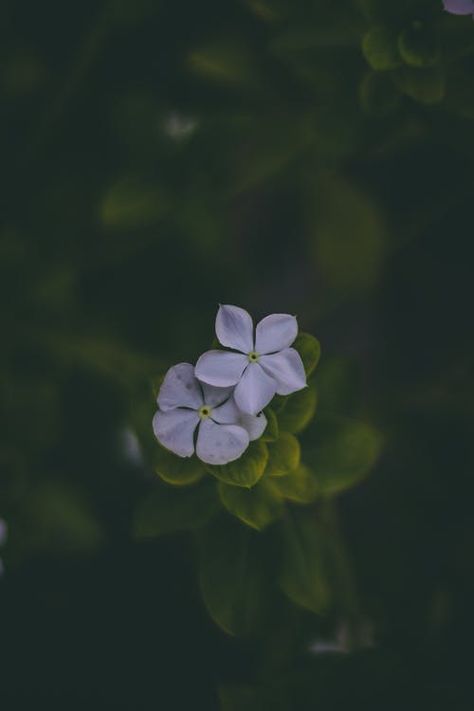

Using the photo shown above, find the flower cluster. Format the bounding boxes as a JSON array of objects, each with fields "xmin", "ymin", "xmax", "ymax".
[
  {"xmin": 443, "ymin": 0, "xmax": 474, "ymax": 16},
  {"xmin": 153, "ymin": 305, "xmax": 307, "ymax": 465}
]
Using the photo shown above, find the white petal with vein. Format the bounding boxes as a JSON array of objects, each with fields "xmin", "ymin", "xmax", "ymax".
[
  {"xmin": 152, "ymin": 409, "xmax": 200, "ymax": 457},
  {"xmin": 195, "ymin": 350, "xmax": 248, "ymax": 387},
  {"xmin": 196, "ymin": 419, "xmax": 249, "ymax": 465},
  {"xmin": 216, "ymin": 304, "xmax": 254, "ymax": 353},
  {"xmin": 259, "ymin": 348, "xmax": 306, "ymax": 395},
  {"xmin": 157, "ymin": 363, "xmax": 203, "ymax": 411},
  {"xmin": 200, "ymin": 382, "xmax": 234, "ymax": 408},
  {"xmin": 234, "ymin": 362, "xmax": 277, "ymax": 415},
  {"xmin": 255, "ymin": 313, "xmax": 298, "ymax": 354}
]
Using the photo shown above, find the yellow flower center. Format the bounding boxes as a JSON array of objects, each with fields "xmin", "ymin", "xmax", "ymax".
[{"xmin": 199, "ymin": 405, "xmax": 212, "ymax": 419}]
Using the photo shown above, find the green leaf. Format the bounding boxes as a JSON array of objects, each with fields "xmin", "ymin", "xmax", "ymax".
[
  {"xmin": 268, "ymin": 464, "xmax": 319, "ymax": 504},
  {"xmin": 218, "ymin": 479, "xmax": 284, "ymax": 530},
  {"xmin": 315, "ymin": 357, "xmax": 361, "ymax": 415},
  {"xmin": 154, "ymin": 446, "xmax": 206, "ymax": 486},
  {"xmin": 398, "ymin": 25, "xmax": 439, "ymax": 68},
  {"xmin": 206, "ymin": 440, "xmax": 269, "ymax": 488},
  {"xmin": 276, "ymin": 383, "xmax": 318, "ymax": 434},
  {"xmin": 278, "ymin": 513, "xmax": 331, "ymax": 614},
  {"xmin": 362, "ymin": 27, "xmax": 402, "ymax": 71},
  {"xmin": 292, "ymin": 332, "xmax": 321, "ymax": 376},
  {"xmin": 394, "ymin": 66, "xmax": 445, "ymax": 105},
  {"xmin": 266, "ymin": 433, "xmax": 301, "ymax": 477},
  {"xmin": 198, "ymin": 516, "xmax": 265, "ymax": 635},
  {"xmin": 261, "ymin": 407, "xmax": 279, "ymax": 442},
  {"xmin": 133, "ymin": 481, "xmax": 220, "ymax": 538},
  {"xmin": 303, "ymin": 417, "xmax": 382, "ymax": 496}
]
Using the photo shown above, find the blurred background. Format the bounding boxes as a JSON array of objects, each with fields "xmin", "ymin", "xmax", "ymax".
[{"xmin": 1, "ymin": 0, "xmax": 473, "ymax": 708}]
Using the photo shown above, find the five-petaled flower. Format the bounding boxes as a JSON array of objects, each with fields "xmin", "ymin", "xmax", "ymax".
[
  {"xmin": 153, "ymin": 363, "xmax": 267, "ymax": 465},
  {"xmin": 195, "ymin": 305, "xmax": 307, "ymax": 415},
  {"xmin": 443, "ymin": 0, "xmax": 474, "ymax": 15}
]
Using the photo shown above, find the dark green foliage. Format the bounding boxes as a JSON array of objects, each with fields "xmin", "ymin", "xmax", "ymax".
[
  {"xmin": 394, "ymin": 65, "xmax": 446, "ymax": 104},
  {"xmin": 278, "ymin": 513, "xmax": 331, "ymax": 614},
  {"xmin": 398, "ymin": 24, "xmax": 440, "ymax": 68},
  {"xmin": 134, "ymin": 481, "xmax": 220, "ymax": 538},
  {"xmin": 197, "ymin": 517, "xmax": 267, "ymax": 636},
  {"xmin": 2, "ymin": 0, "xmax": 473, "ymax": 706}
]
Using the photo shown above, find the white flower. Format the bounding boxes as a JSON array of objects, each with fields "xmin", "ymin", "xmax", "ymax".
[
  {"xmin": 153, "ymin": 363, "xmax": 267, "ymax": 465},
  {"xmin": 195, "ymin": 305, "xmax": 307, "ymax": 415}
]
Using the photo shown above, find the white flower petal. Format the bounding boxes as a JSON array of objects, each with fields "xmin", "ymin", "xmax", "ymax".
[
  {"xmin": 152, "ymin": 409, "xmax": 199, "ymax": 457},
  {"xmin": 234, "ymin": 362, "xmax": 277, "ymax": 415},
  {"xmin": 216, "ymin": 304, "xmax": 254, "ymax": 353},
  {"xmin": 195, "ymin": 350, "xmax": 248, "ymax": 387},
  {"xmin": 240, "ymin": 411, "xmax": 267, "ymax": 441},
  {"xmin": 211, "ymin": 396, "xmax": 240, "ymax": 424},
  {"xmin": 157, "ymin": 363, "xmax": 203, "ymax": 411},
  {"xmin": 255, "ymin": 313, "xmax": 298, "ymax": 354},
  {"xmin": 259, "ymin": 348, "xmax": 306, "ymax": 396},
  {"xmin": 196, "ymin": 419, "xmax": 249, "ymax": 465},
  {"xmin": 213, "ymin": 398, "xmax": 268, "ymax": 441},
  {"xmin": 200, "ymin": 382, "xmax": 234, "ymax": 408}
]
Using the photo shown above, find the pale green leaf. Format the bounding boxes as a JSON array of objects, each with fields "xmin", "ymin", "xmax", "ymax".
[
  {"xmin": 154, "ymin": 446, "xmax": 206, "ymax": 486},
  {"xmin": 261, "ymin": 407, "xmax": 279, "ymax": 442},
  {"xmin": 266, "ymin": 433, "xmax": 301, "ymax": 477},
  {"xmin": 276, "ymin": 383, "xmax": 318, "ymax": 434},
  {"xmin": 362, "ymin": 27, "xmax": 402, "ymax": 71},
  {"xmin": 292, "ymin": 332, "xmax": 321, "ymax": 376},
  {"xmin": 206, "ymin": 440, "xmax": 269, "ymax": 488},
  {"xmin": 218, "ymin": 479, "xmax": 283, "ymax": 530},
  {"xmin": 268, "ymin": 464, "xmax": 319, "ymax": 504},
  {"xmin": 303, "ymin": 417, "xmax": 382, "ymax": 496}
]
